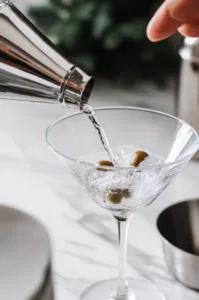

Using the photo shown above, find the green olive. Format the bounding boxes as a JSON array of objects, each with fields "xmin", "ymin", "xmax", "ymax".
[
  {"xmin": 107, "ymin": 189, "xmax": 123, "ymax": 204},
  {"xmin": 96, "ymin": 160, "xmax": 114, "ymax": 171},
  {"xmin": 130, "ymin": 151, "xmax": 149, "ymax": 167}
]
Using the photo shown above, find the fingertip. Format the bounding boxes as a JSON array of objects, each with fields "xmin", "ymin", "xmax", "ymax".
[
  {"xmin": 146, "ymin": 20, "xmax": 161, "ymax": 42},
  {"xmin": 146, "ymin": 23, "xmax": 156, "ymax": 42},
  {"xmin": 178, "ymin": 25, "xmax": 199, "ymax": 37},
  {"xmin": 146, "ymin": 23, "xmax": 173, "ymax": 42},
  {"xmin": 178, "ymin": 17, "xmax": 199, "ymax": 37},
  {"xmin": 146, "ymin": 1, "xmax": 181, "ymax": 42}
]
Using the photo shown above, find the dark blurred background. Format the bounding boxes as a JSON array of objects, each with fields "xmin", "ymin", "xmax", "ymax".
[{"xmin": 15, "ymin": 0, "xmax": 182, "ymax": 88}]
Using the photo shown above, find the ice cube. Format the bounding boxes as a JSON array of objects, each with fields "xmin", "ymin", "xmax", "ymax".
[
  {"xmin": 114, "ymin": 148, "xmax": 130, "ymax": 167},
  {"xmin": 139, "ymin": 154, "xmax": 162, "ymax": 169}
]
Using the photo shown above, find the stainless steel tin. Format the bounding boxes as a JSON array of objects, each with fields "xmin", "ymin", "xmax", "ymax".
[
  {"xmin": 177, "ymin": 38, "xmax": 199, "ymax": 160},
  {"xmin": 0, "ymin": 205, "xmax": 54, "ymax": 300},
  {"xmin": 0, "ymin": 0, "xmax": 94, "ymax": 108},
  {"xmin": 157, "ymin": 199, "xmax": 199, "ymax": 290}
]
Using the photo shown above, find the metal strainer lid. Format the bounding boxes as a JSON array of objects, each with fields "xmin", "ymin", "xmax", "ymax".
[{"xmin": 179, "ymin": 37, "xmax": 199, "ymax": 63}]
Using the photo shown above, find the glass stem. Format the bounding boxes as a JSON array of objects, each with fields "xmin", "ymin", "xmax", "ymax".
[{"xmin": 115, "ymin": 216, "xmax": 132, "ymax": 299}]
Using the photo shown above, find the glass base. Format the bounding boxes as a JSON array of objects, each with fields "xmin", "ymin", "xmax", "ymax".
[{"xmin": 80, "ymin": 278, "xmax": 166, "ymax": 300}]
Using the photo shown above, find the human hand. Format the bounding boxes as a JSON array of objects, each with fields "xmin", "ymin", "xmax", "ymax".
[{"xmin": 147, "ymin": 0, "xmax": 199, "ymax": 41}]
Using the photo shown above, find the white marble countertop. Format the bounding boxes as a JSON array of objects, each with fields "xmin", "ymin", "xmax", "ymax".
[{"xmin": 0, "ymin": 89, "xmax": 199, "ymax": 300}]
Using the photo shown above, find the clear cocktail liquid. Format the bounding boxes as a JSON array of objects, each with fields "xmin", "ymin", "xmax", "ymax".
[
  {"xmin": 80, "ymin": 105, "xmax": 165, "ymax": 215},
  {"xmin": 81, "ymin": 147, "xmax": 163, "ymax": 211}
]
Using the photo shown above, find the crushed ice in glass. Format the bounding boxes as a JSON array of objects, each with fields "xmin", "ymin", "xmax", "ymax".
[{"xmin": 82, "ymin": 146, "xmax": 166, "ymax": 212}]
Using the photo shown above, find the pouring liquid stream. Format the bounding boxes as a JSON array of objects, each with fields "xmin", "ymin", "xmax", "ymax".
[{"xmin": 82, "ymin": 104, "xmax": 116, "ymax": 165}]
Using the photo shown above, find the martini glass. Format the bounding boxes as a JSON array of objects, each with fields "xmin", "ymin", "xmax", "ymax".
[{"xmin": 46, "ymin": 107, "xmax": 199, "ymax": 300}]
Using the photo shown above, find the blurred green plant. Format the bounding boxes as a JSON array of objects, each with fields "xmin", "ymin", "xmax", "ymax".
[{"xmin": 29, "ymin": 0, "xmax": 179, "ymax": 87}]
